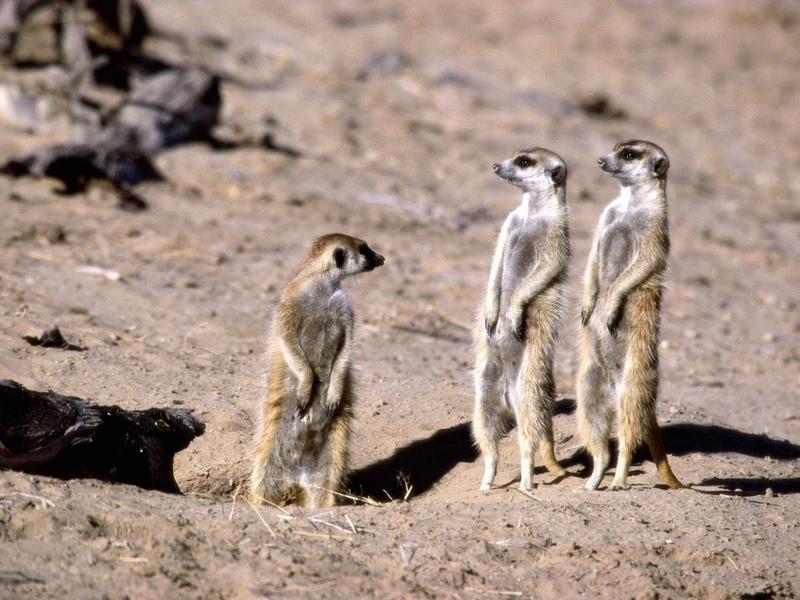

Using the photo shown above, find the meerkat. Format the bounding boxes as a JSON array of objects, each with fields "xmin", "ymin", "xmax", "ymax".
[
  {"xmin": 576, "ymin": 139, "xmax": 684, "ymax": 491},
  {"xmin": 250, "ymin": 233, "xmax": 385, "ymax": 508},
  {"xmin": 473, "ymin": 147, "xmax": 570, "ymax": 492}
]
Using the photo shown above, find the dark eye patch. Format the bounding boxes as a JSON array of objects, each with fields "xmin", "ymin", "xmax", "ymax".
[
  {"xmin": 620, "ymin": 149, "xmax": 641, "ymax": 161},
  {"xmin": 514, "ymin": 156, "xmax": 535, "ymax": 168}
]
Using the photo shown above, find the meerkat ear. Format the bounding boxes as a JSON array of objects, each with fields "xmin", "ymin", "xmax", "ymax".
[
  {"xmin": 549, "ymin": 163, "xmax": 567, "ymax": 185},
  {"xmin": 652, "ymin": 155, "xmax": 669, "ymax": 177}
]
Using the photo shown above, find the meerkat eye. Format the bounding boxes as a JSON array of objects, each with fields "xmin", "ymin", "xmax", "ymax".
[
  {"xmin": 333, "ymin": 247, "xmax": 347, "ymax": 268},
  {"xmin": 358, "ymin": 243, "xmax": 368, "ymax": 255},
  {"xmin": 621, "ymin": 150, "xmax": 638, "ymax": 161},
  {"xmin": 515, "ymin": 156, "xmax": 534, "ymax": 169}
]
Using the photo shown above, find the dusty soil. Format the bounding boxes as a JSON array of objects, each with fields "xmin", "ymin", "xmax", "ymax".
[{"xmin": 1, "ymin": 0, "xmax": 799, "ymax": 598}]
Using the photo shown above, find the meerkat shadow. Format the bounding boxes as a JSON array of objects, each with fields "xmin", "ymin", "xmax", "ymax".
[
  {"xmin": 348, "ymin": 422, "xmax": 479, "ymax": 502},
  {"xmin": 560, "ymin": 416, "xmax": 800, "ymax": 495},
  {"xmin": 663, "ymin": 423, "xmax": 800, "ymax": 496},
  {"xmin": 692, "ymin": 477, "xmax": 800, "ymax": 496}
]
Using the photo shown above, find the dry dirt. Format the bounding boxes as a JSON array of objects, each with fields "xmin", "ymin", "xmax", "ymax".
[{"xmin": 1, "ymin": 1, "xmax": 799, "ymax": 598}]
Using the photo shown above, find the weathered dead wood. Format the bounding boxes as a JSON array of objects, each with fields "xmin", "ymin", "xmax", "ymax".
[
  {"xmin": 0, "ymin": 139, "xmax": 159, "ymax": 210},
  {"xmin": 0, "ymin": 67, "xmax": 220, "ymax": 209},
  {"xmin": 0, "ymin": 379, "xmax": 205, "ymax": 493},
  {"xmin": 0, "ymin": 0, "xmax": 149, "ymax": 87},
  {"xmin": 102, "ymin": 67, "xmax": 221, "ymax": 154}
]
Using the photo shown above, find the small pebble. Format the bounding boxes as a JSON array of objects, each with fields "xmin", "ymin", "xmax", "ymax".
[{"xmin": 765, "ymin": 488, "xmax": 774, "ymax": 498}]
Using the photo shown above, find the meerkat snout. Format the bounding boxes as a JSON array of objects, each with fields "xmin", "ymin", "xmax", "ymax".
[{"xmin": 357, "ymin": 243, "xmax": 384, "ymax": 271}]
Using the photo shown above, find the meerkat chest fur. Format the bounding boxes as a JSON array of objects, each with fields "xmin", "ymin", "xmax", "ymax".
[
  {"xmin": 597, "ymin": 187, "xmax": 664, "ymax": 290},
  {"xmin": 500, "ymin": 192, "xmax": 566, "ymax": 309},
  {"xmin": 294, "ymin": 286, "xmax": 351, "ymax": 382}
]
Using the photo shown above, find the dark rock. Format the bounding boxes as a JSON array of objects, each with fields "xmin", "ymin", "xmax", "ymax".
[
  {"xmin": 433, "ymin": 70, "xmax": 477, "ymax": 88},
  {"xmin": 22, "ymin": 326, "xmax": 85, "ymax": 351},
  {"xmin": 357, "ymin": 50, "xmax": 410, "ymax": 80},
  {"xmin": 0, "ymin": 379, "xmax": 205, "ymax": 493},
  {"xmin": 577, "ymin": 93, "xmax": 628, "ymax": 120}
]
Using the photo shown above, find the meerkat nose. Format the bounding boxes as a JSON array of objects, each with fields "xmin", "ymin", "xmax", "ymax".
[
  {"xmin": 492, "ymin": 163, "xmax": 501, "ymax": 173},
  {"xmin": 375, "ymin": 254, "xmax": 385, "ymax": 267}
]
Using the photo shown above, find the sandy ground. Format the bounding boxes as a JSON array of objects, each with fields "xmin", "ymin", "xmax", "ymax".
[{"xmin": 1, "ymin": 0, "xmax": 799, "ymax": 598}]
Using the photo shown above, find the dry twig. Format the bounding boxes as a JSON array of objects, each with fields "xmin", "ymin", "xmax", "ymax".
[
  {"xmin": 228, "ymin": 482, "xmax": 242, "ymax": 521},
  {"xmin": 246, "ymin": 500, "xmax": 276, "ymax": 537}
]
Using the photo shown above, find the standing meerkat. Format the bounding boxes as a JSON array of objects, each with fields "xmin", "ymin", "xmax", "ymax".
[
  {"xmin": 577, "ymin": 139, "xmax": 684, "ymax": 491},
  {"xmin": 250, "ymin": 234, "xmax": 384, "ymax": 508},
  {"xmin": 473, "ymin": 147, "xmax": 570, "ymax": 492}
]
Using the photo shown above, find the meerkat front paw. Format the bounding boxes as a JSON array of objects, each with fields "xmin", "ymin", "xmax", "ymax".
[
  {"xmin": 609, "ymin": 483, "xmax": 630, "ymax": 491},
  {"xmin": 606, "ymin": 305, "xmax": 622, "ymax": 335},
  {"xmin": 485, "ymin": 316, "xmax": 498, "ymax": 338},
  {"xmin": 580, "ymin": 302, "xmax": 595, "ymax": 327},
  {"xmin": 294, "ymin": 387, "xmax": 313, "ymax": 419},
  {"xmin": 512, "ymin": 316, "xmax": 526, "ymax": 341},
  {"xmin": 505, "ymin": 308, "xmax": 525, "ymax": 341}
]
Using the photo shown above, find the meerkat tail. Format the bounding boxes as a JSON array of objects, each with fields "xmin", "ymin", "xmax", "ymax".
[{"xmin": 645, "ymin": 426, "xmax": 684, "ymax": 489}]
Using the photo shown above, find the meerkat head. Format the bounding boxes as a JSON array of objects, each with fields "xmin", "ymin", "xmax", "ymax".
[
  {"xmin": 597, "ymin": 140, "xmax": 669, "ymax": 184},
  {"xmin": 491, "ymin": 148, "xmax": 567, "ymax": 193},
  {"xmin": 303, "ymin": 233, "xmax": 385, "ymax": 281}
]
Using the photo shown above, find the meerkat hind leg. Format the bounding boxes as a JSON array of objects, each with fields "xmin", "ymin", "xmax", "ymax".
[
  {"xmin": 301, "ymin": 469, "xmax": 335, "ymax": 508},
  {"xmin": 518, "ymin": 444, "xmax": 534, "ymax": 492},
  {"xmin": 514, "ymin": 342, "xmax": 561, "ymax": 491},
  {"xmin": 609, "ymin": 442, "xmax": 632, "ymax": 490},
  {"xmin": 473, "ymin": 358, "xmax": 504, "ymax": 491},
  {"xmin": 610, "ymin": 386, "xmax": 639, "ymax": 491},
  {"xmin": 249, "ymin": 438, "xmax": 283, "ymax": 505},
  {"xmin": 324, "ymin": 410, "xmax": 351, "ymax": 505},
  {"xmin": 475, "ymin": 410, "xmax": 501, "ymax": 491},
  {"xmin": 516, "ymin": 410, "xmax": 535, "ymax": 492},
  {"xmin": 577, "ymin": 360, "xmax": 612, "ymax": 491},
  {"xmin": 538, "ymin": 372, "xmax": 566, "ymax": 479},
  {"xmin": 516, "ymin": 396, "xmax": 546, "ymax": 492},
  {"xmin": 472, "ymin": 403, "xmax": 503, "ymax": 491},
  {"xmin": 645, "ymin": 415, "xmax": 685, "ymax": 489}
]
